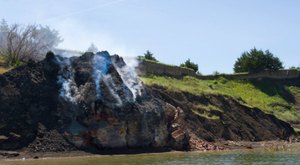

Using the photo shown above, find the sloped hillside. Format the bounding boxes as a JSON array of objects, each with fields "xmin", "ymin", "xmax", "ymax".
[
  {"xmin": 142, "ymin": 76, "xmax": 300, "ymax": 132},
  {"xmin": 0, "ymin": 52, "xmax": 296, "ymax": 156}
]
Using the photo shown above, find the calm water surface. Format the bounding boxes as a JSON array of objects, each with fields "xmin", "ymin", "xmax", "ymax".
[{"xmin": 1, "ymin": 144, "xmax": 300, "ymax": 165}]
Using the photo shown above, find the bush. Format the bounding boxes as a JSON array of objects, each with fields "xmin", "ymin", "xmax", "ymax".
[
  {"xmin": 289, "ymin": 66, "xmax": 300, "ymax": 71},
  {"xmin": 213, "ymin": 71, "xmax": 220, "ymax": 76},
  {"xmin": 234, "ymin": 48, "xmax": 283, "ymax": 73},
  {"xmin": 144, "ymin": 50, "xmax": 158, "ymax": 62},
  {"xmin": 0, "ymin": 19, "xmax": 62, "ymax": 67},
  {"xmin": 180, "ymin": 58, "xmax": 198, "ymax": 72}
]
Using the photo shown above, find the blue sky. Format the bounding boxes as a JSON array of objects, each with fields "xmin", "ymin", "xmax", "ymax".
[{"xmin": 1, "ymin": 0, "xmax": 300, "ymax": 74}]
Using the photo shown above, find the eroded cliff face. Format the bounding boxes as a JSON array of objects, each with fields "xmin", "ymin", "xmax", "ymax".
[
  {"xmin": 150, "ymin": 85, "xmax": 295, "ymax": 142},
  {"xmin": 0, "ymin": 51, "xmax": 295, "ymax": 153}
]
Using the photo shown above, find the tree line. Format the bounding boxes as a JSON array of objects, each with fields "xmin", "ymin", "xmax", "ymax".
[{"xmin": 143, "ymin": 48, "xmax": 299, "ymax": 74}]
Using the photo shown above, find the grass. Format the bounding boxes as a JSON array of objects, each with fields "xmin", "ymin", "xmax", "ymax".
[
  {"xmin": 0, "ymin": 67, "xmax": 9, "ymax": 74},
  {"xmin": 0, "ymin": 57, "xmax": 8, "ymax": 74},
  {"xmin": 0, "ymin": 57, "xmax": 9, "ymax": 74},
  {"xmin": 191, "ymin": 109, "xmax": 220, "ymax": 120},
  {"xmin": 140, "ymin": 58, "xmax": 196, "ymax": 72},
  {"xmin": 294, "ymin": 128, "xmax": 300, "ymax": 134},
  {"xmin": 191, "ymin": 103, "xmax": 221, "ymax": 120},
  {"xmin": 195, "ymin": 103, "xmax": 222, "ymax": 112},
  {"xmin": 141, "ymin": 75, "xmax": 300, "ymax": 123},
  {"xmin": 288, "ymin": 86, "xmax": 300, "ymax": 101}
]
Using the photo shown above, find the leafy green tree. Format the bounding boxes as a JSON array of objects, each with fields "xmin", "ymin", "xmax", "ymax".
[
  {"xmin": 144, "ymin": 50, "xmax": 158, "ymax": 62},
  {"xmin": 180, "ymin": 58, "xmax": 198, "ymax": 72},
  {"xmin": 234, "ymin": 48, "xmax": 283, "ymax": 73}
]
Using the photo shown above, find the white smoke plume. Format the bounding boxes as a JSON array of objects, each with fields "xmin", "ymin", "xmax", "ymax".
[
  {"xmin": 102, "ymin": 74, "xmax": 123, "ymax": 106},
  {"xmin": 113, "ymin": 57, "xmax": 142, "ymax": 100},
  {"xmin": 56, "ymin": 56, "xmax": 79, "ymax": 103},
  {"xmin": 55, "ymin": 48, "xmax": 143, "ymax": 105},
  {"xmin": 92, "ymin": 52, "xmax": 111, "ymax": 99}
]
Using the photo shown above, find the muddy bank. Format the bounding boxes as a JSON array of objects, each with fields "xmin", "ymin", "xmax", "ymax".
[{"xmin": 0, "ymin": 51, "xmax": 296, "ymax": 157}]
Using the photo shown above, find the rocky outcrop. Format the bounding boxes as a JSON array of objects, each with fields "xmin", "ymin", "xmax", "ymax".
[
  {"xmin": 0, "ymin": 51, "xmax": 171, "ymax": 152},
  {"xmin": 0, "ymin": 51, "xmax": 295, "ymax": 153}
]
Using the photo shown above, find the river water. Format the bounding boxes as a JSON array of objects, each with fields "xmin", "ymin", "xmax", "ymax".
[{"xmin": 1, "ymin": 144, "xmax": 300, "ymax": 165}]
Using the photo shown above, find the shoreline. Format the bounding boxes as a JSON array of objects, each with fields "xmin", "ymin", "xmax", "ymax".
[{"xmin": 1, "ymin": 140, "xmax": 299, "ymax": 162}]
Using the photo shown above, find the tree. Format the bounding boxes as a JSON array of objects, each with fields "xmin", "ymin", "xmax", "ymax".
[
  {"xmin": 0, "ymin": 19, "xmax": 63, "ymax": 67},
  {"xmin": 234, "ymin": 48, "xmax": 283, "ymax": 73},
  {"xmin": 0, "ymin": 19, "xmax": 9, "ymax": 32},
  {"xmin": 180, "ymin": 58, "xmax": 198, "ymax": 72},
  {"xmin": 87, "ymin": 43, "xmax": 98, "ymax": 52},
  {"xmin": 289, "ymin": 66, "xmax": 300, "ymax": 71},
  {"xmin": 144, "ymin": 50, "xmax": 157, "ymax": 62},
  {"xmin": 213, "ymin": 71, "xmax": 220, "ymax": 76},
  {"xmin": 0, "ymin": 19, "xmax": 9, "ymax": 53}
]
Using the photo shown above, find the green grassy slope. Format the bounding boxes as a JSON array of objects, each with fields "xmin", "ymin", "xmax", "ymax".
[{"xmin": 141, "ymin": 76, "xmax": 300, "ymax": 126}]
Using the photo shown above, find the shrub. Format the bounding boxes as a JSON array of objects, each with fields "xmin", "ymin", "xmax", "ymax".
[
  {"xmin": 234, "ymin": 48, "xmax": 283, "ymax": 73},
  {"xmin": 180, "ymin": 58, "xmax": 198, "ymax": 72},
  {"xmin": 289, "ymin": 66, "xmax": 300, "ymax": 71},
  {"xmin": 144, "ymin": 50, "xmax": 158, "ymax": 62}
]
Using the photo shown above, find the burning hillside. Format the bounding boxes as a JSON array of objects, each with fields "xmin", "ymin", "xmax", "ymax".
[{"xmin": 0, "ymin": 51, "xmax": 295, "ymax": 155}]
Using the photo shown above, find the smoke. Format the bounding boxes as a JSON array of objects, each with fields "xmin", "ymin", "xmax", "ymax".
[
  {"xmin": 102, "ymin": 75, "xmax": 123, "ymax": 106},
  {"xmin": 92, "ymin": 51, "xmax": 111, "ymax": 98},
  {"xmin": 123, "ymin": 56, "xmax": 140, "ymax": 68},
  {"xmin": 55, "ymin": 50, "xmax": 142, "ymax": 106},
  {"xmin": 52, "ymin": 18, "xmax": 137, "ymax": 58},
  {"xmin": 113, "ymin": 57, "xmax": 142, "ymax": 100},
  {"xmin": 53, "ymin": 49, "xmax": 82, "ymax": 57},
  {"xmin": 56, "ymin": 56, "xmax": 79, "ymax": 103}
]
